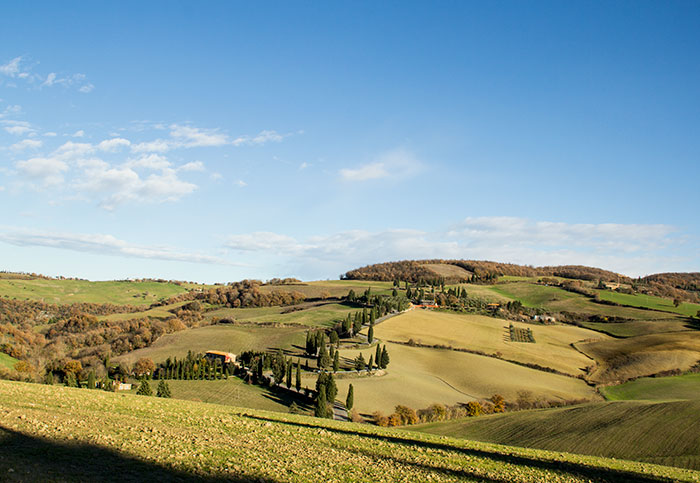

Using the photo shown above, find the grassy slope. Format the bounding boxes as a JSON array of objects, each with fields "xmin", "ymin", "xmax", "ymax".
[
  {"xmin": 595, "ymin": 290, "xmax": 700, "ymax": 317},
  {"xmin": 324, "ymin": 342, "xmax": 598, "ymax": 415},
  {"xmin": 579, "ymin": 319, "xmax": 695, "ymax": 338},
  {"xmin": 207, "ymin": 302, "xmax": 357, "ymax": 327},
  {"xmin": 131, "ymin": 378, "xmax": 310, "ymax": 413},
  {"xmin": 0, "ymin": 352, "xmax": 18, "ymax": 370},
  {"xmin": 411, "ymin": 400, "xmax": 700, "ymax": 471},
  {"xmin": 374, "ymin": 309, "xmax": 605, "ymax": 377},
  {"xmin": 602, "ymin": 373, "xmax": 700, "ymax": 401},
  {"xmin": 0, "ymin": 278, "xmax": 189, "ymax": 305},
  {"xmin": 576, "ymin": 332, "xmax": 700, "ymax": 384},
  {"xmin": 114, "ymin": 324, "xmax": 306, "ymax": 365},
  {"xmin": 1, "ymin": 381, "xmax": 696, "ymax": 482},
  {"xmin": 490, "ymin": 282, "xmax": 675, "ymax": 320}
]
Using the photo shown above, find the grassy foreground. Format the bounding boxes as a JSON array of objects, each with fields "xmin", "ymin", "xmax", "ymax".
[
  {"xmin": 1, "ymin": 381, "xmax": 698, "ymax": 482},
  {"xmin": 411, "ymin": 400, "xmax": 700, "ymax": 472}
]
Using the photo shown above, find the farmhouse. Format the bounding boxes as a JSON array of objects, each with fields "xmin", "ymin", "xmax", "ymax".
[{"xmin": 205, "ymin": 350, "xmax": 236, "ymax": 365}]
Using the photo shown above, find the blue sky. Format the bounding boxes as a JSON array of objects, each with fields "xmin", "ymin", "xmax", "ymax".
[{"xmin": 1, "ymin": 1, "xmax": 699, "ymax": 282}]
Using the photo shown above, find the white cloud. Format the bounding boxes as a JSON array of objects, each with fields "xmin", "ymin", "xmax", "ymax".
[
  {"xmin": 234, "ymin": 180, "xmax": 247, "ymax": 187},
  {"xmin": 179, "ymin": 161, "xmax": 205, "ymax": 172},
  {"xmin": 170, "ymin": 124, "xmax": 229, "ymax": 147},
  {"xmin": 2, "ymin": 120, "xmax": 35, "ymax": 136},
  {"xmin": 72, "ymin": 129, "xmax": 85, "ymax": 138},
  {"xmin": 232, "ymin": 129, "xmax": 286, "ymax": 146},
  {"xmin": 225, "ymin": 217, "xmax": 686, "ymax": 278},
  {"xmin": 0, "ymin": 57, "xmax": 23, "ymax": 77},
  {"xmin": 97, "ymin": 137, "xmax": 131, "ymax": 152},
  {"xmin": 131, "ymin": 139, "xmax": 172, "ymax": 153},
  {"xmin": 43, "ymin": 132, "xmax": 57, "ymax": 137},
  {"xmin": 299, "ymin": 162, "xmax": 310, "ymax": 170},
  {"xmin": 42, "ymin": 72, "xmax": 57, "ymax": 87},
  {"xmin": 0, "ymin": 104, "xmax": 21, "ymax": 118},
  {"xmin": 15, "ymin": 157, "xmax": 68, "ymax": 186},
  {"xmin": 125, "ymin": 154, "xmax": 171, "ymax": 170},
  {"xmin": 340, "ymin": 148, "xmax": 423, "ymax": 182},
  {"xmin": 10, "ymin": 139, "xmax": 42, "ymax": 152},
  {"xmin": 0, "ymin": 227, "xmax": 235, "ymax": 265},
  {"xmin": 0, "ymin": 56, "xmax": 94, "ymax": 92},
  {"xmin": 340, "ymin": 162, "xmax": 389, "ymax": 181}
]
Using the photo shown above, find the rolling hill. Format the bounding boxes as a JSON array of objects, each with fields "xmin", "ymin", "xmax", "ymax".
[{"xmin": 1, "ymin": 380, "xmax": 697, "ymax": 482}]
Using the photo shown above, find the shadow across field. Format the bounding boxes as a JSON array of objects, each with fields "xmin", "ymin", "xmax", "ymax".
[
  {"xmin": 0, "ymin": 426, "xmax": 277, "ymax": 483},
  {"xmin": 240, "ymin": 414, "xmax": 678, "ymax": 483}
]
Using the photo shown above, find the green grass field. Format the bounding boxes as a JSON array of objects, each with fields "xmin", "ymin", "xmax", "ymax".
[
  {"xmin": 130, "ymin": 378, "xmax": 310, "ymax": 413},
  {"xmin": 576, "ymin": 331, "xmax": 700, "ymax": 384},
  {"xmin": 207, "ymin": 301, "xmax": 357, "ymax": 327},
  {"xmin": 320, "ymin": 341, "xmax": 598, "ymax": 416},
  {"xmin": 594, "ymin": 289, "xmax": 700, "ymax": 317},
  {"xmin": 0, "ymin": 278, "xmax": 189, "ymax": 305},
  {"xmin": 115, "ymin": 324, "xmax": 306, "ymax": 365},
  {"xmin": 0, "ymin": 352, "xmax": 18, "ymax": 371},
  {"xmin": 579, "ymin": 319, "xmax": 696, "ymax": 338},
  {"xmin": 374, "ymin": 309, "xmax": 605, "ymax": 377},
  {"xmin": 489, "ymin": 281, "xmax": 679, "ymax": 320},
  {"xmin": 411, "ymin": 399, "xmax": 700, "ymax": 471},
  {"xmin": 602, "ymin": 373, "xmax": 700, "ymax": 401},
  {"xmin": 1, "ymin": 380, "xmax": 696, "ymax": 482}
]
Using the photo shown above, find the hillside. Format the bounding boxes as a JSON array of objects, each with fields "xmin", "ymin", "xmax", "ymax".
[
  {"xmin": 411, "ymin": 400, "xmax": 700, "ymax": 471},
  {"xmin": 1, "ymin": 380, "xmax": 698, "ymax": 482}
]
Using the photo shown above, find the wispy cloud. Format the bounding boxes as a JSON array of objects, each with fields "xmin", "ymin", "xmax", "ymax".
[
  {"xmin": 0, "ymin": 227, "xmax": 236, "ymax": 265},
  {"xmin": 0, "ymin": 56, "xmax": 94, "ymax": 92},
  {"xmin": 340, "ymin": 148, "xmax": 424, "ymax": 182},
  {"xmin": 2, "ymin": 120, "xmax": 35, "ymax": 136},
  {"xmin": 9, "ymin": 138, "xmax": 42, "ymax": 152},
  {"xmin": 225, "ymin": 217, "xmax": 688, "ymax": 277}
]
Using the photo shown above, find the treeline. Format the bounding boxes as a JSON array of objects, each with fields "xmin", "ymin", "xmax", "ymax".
[
  {"xmin": 159, "ymin": 280, "xmax": 306, "ymax": 308},
  {"xmin": 343, "ymin": 260, "xmax": 630, "ymax": 284},
  {"xmin": 372, "ymin": 391, "xmax": 591, "ymax": 427}
]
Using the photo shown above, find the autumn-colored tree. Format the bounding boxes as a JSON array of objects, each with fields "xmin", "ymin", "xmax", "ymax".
[
  {"xmin": 491, "ymin": 394, "xmax": 506, "ymax": 413},
  {"xmin": 133, "ymin": 357, "xmax": 155, "ymax": 378}
]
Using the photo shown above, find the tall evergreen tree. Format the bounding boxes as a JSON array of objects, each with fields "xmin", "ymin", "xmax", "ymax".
[
  {"xmin": 368, "ymin": 355, "xmax": 374, "ymax": 371},
  {"xmin": 314, "ymin": 386, "xmax": 329, "ymax": 418},
  {"xmin": 367, "ymin": 324, "xmax": 374, "ymax": 344},
  {"xmin": 325, "ymin": 373, "xmax": 337, "ymax": 402},
  {"xmin": 286, "ymin": 362, "xmax": 292, "ymax": 389},
  {"xmin": 332, "ymin": 350, "xmax": 340, "ymax": 372},
  {"xmin": 295, "ymin": 359, "xmax": 301, "ymax": 391},
  {"xmin": 156, "ymin": 380, "xmax": 171, "ymax": 398},
  {"xmin": 346, "ymin": 384, "xmax": 354, "ymax": 411},
  {"xmin": 354, "ymin": 353, "xmax": 366, "ymax": 371},
  {"xmin": 380, "ymin": 346, "xmax": 390, "ymax": 369},
  {"xmin": 136, "ymin": 380, "xmax": 152, "ymax": 396},
  {"xmin": 87, "ymin": 370, "xmax": 96, "ymax": 390},
  {"xmin": 375, "ymin": 344, "xmax": 382, "ymax": 366}
]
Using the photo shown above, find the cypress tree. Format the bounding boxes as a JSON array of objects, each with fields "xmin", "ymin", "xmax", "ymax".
[
  {"xmin": 375, "ymin": 344, "xmax": 382, "ymax": 366},
  {"xmin": 367, "ymin": 324, "xmax": 374, "ymax": 344},
  {"xmin": 314, "ymin": 386, "xmax": 329, "ymax": 418},
  {"xmin": 332, "ymin": 350, "xmax": 340, "ymax": 372},
  {"xmin": 156, "ymin": 380, "xmax": 171, "ymax": 398},
  {"xmin": 346, "ymin": 384, "xmax": 354, "ymax": 411},
  {"xmin": 87, "ymin": 370, "xmax": 96, "ymax": 390},
  {"xmin": 137, "ymin": 380, "xmax": 152, "ymax": 396},
  {"xmin": 286, "ymin": 363, "xmax": 292, "ymax": 389},
  {"xmin": 325, "ymin": 373, "xmax": 337, "ymax": 402},
  {"xmin": 295, "ymin": 360, "xmax": 301, "ymax": 391},
  {"xmin": 380, "ymin": 346, "xmax": 390, "ymax": 369},
  {"xmin": 368, "ymin": 355, "xmax": 374, "ymax": 371}
]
